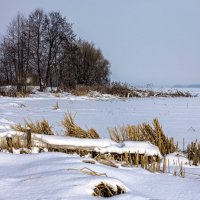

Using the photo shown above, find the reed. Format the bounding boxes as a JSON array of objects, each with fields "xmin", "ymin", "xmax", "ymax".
[
  {"xmin": 11, "ymin": 119, "xmax": 54, "ymax": 135},
  {"xmin": 187, "ymin": 140, "xmax": 200, "ymax": 166},
  {"xmin": 109, "ymin": 118, "xmax": 176, "ymax": 155},
  {"xmin": 61, "ymin": 113, "xmax": 100, "ymax": 139}
]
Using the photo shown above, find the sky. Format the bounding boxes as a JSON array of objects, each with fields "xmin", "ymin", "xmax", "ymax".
[{"xmin": 0, "ymin": 0, "xmax": 200, "ymax": 87}]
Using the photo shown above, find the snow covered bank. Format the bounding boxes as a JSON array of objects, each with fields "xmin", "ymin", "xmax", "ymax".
[
  {"xmin": 94, "ymin": 141, "xmax": 162, "ymax": 157},
  {"xmin": 0, "ymin": 130, "xmax": 162, "ymax": 157}
]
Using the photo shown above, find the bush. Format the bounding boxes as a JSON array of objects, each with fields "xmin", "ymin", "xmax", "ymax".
[{"xmin": 108, "ymin": 118, "xmax": 177, "ymax": 155}]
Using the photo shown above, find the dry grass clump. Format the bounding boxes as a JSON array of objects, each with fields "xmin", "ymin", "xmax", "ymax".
[
  {"xmin": 109, "ymin": 118, "xmax": 176, "ymax": 155},
  {"xmin": 187, "ymin": 140, "xmax": 200, "ymax": 166},
  {"xmin": 70, "ymin": 84, "xmax": 109, "ymax": 96},
  {"xmin": 0, "ymin": 135, "xmax": 25, "ymax": 150},
  {"xmin": 0, "ymin": 86, "xmax": 33, "ymax": 97},
  {"xmin": 15, "ymin": 92, "xmax": 30, "ymax": 97},
  {"xmin": 61, "ymin": 113, "xmax": 100, "ymax": 139},
  {"xmin": 11, "ymin": 119, "xmax": 54, "ymax": 135},
  {"xmin": 80, "ymin": 167, "xmax": 107, "ymax": 176},
  {"xmin": 95, "ymin": 154, "xmax": 118, "ymax": 168},
  {"xmin": 52, "ymin": 102, "xmax": 60, "ymax": 110},
  {"xmin": 108, "ymin": 82, "xmax": 140, "ymax": 97},
  {"xmin": 0, "ymin": 135, "xmax": 28, "ymax": 153},
  {"xmin": 93, "ymin": 182, "xmax": 125, "ymax": 197},
  {"xmin": 71, "ymin": 83, "xmax": 140, "ymax": 97},
  {"xmin": 71, "ymin": 85, "xmax": 91, "ymax": 96},
  {"xmin": 155, "ymin": 90, "xmax": 192, "ymax": 97}
]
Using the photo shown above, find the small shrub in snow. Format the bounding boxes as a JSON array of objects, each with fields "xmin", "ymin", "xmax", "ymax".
[
  {"xmin": 93, "ymin": 182, "xmax": 126, "ymax": 197},
  {"xmin": 11, "ymin": 119, "xmax": 54, "ymax": 135}
]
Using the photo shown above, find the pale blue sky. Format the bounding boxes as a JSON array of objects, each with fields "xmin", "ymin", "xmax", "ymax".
[{"xmin": 0, "ymin": 0, "xmax": 200, "ymax": 86}]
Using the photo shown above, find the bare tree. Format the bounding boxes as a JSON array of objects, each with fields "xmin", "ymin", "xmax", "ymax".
[
  {"xmin": 0, "ymin": 13, "xmax": 31, "ymax": 92},
  {"xmin": 43, "ymin": 11, "xmax": 75, "ymax": 90},
  {"xmin": 28, "ymin": 9, "xmax": 47, "ymax": 91},
  {"xmin": 0, "ymin": 10, "xmax": 111, "ymax": 92},
  {"xmin": 76, "ymin": 39, "xmax": 110, "ymax": 85}
]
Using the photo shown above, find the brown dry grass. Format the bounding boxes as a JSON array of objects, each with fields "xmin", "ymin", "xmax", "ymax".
[
  {"xmin": 11, "ymin": 119, "xmax": 54, "ymax": 135},
  {"xmin": 187, "ymin": 140, "xmax": 200, "ymax": 166},
  {"xmin": 109, "ymin": 118, "xmax": 176, "ymax": 155},
  {"xmin": 52, "ymin": 102, "xmax": 60, "ymax": 110},
  {"xmin": 71, "ymin": 83, "xmax": 138, "ymax": 97},
  {"xmin": 61, "ymin": 113, "xmax": 100, "ymax": 139},
  {"xmin": 93, "ymin": 182, "xmax": 125, "ymax": 197},
  {"xmin": 0, "ymin": 86, "xmax": 33, "ymax": 97},
  {"xmin": 70, "ymin": 83, "xmax": 193, "ymax": 98},
  {"xmin": 0, "ymin": 135, "xmax": 27, "ymax": 152}
]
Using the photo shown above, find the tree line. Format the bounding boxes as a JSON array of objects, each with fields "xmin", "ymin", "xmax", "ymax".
[{"xmin": 0, "ymin": 9, "xmax": 111, "ymax": 92}]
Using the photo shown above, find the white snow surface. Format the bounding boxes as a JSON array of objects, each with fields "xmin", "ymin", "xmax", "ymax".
[
  {"xmin": 0, "ymin": 88, "xmax": 200, "ymax": 146},
  {"xmin": 95, "ymin": 141, "xmax": 162, "ymax": 157},
  {"xmin": 0, "ymin": 88, "xmax": 200, "ymax": 200},
  {"xmin": 0, "ymin": 152, "xmax": 199, "ymax": 200},
  {"xmin": 163, "ymin": 152, "xmax": 190, "ymax": 166}
]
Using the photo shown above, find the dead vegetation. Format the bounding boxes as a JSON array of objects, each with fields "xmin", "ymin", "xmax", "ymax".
[
  {"xmin": 61, "ymin": 113, "xmax": 100, "ymax": 139},
  {"xmin": 187, "ymin": 140, "xmax": 200, "ymax": 166},
  {"xmin": 80, "ymin": 167, "xmax": 107, "ymax": 177},
  {"xmin": 82, "ymin": 160, "xmax": 96, "ymax": 164},
  {"xmin": 0, "ymin": 83, "xmax": 193, "ymax": 98},
  {"xmin": 70, "ymin": 83, "xmax": 141, "ymax": 97},
  {"xmin": 70, "ymin": 82, "xmax": 193, "ymax": 98},
  {"xmin": 95, "ymin": 154, "xmax": 118, "ymax": 168},
  {"xmin": 1, "ymin": 115, "xmax": 197, "ymax": 174},
  {"xmin": 108, "ymin": 118, "xmax": 177, "ymax": 155},
  {"xmin": 11, "ymin": 119, "xmax": 54, "ymax": 135},
  {"xmin": 0, "ymin": 86, "xmax": 33, "ymax": 97},
  {"xmin": 0, "ymin": 135, "xmax": 26, "ymax": 152},
  {"xmin": 93, "ymin": 182, "xmax": 126, "ymax": 198},
  {"xmin": 52, "ymin": 102, "xmax": 60, "ymax": 110}
]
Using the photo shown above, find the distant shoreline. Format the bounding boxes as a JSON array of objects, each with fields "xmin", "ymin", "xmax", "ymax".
[{"xmin": 173, "ymin": 84, "xmax": 200, "ymax": 88}]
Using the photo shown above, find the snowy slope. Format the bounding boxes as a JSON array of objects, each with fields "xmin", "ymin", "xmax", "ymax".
[{"xmin": 0, "ymin": 152, "xmax": 199, "ymax": 200}]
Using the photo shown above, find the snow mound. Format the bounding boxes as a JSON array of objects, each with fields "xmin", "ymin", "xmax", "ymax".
[
  {"xmin": 163, "ymin": 152, "xmax": 190, "ymax": 166},
  {"xmin": 0, "ymin": 130, "xmax": 162, "ymax": 157},
  {"xmin": 95, "ymin": 141, "xmax": 162, "ymax": 157}
]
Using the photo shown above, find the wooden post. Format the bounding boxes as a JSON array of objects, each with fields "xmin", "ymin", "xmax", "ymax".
[
  {"xmin": 6, "ymin": 137, "xmax": 13, "ymax": 153},
  {"xmin": 27, "ymin": 128, "xmax": 31, "ymax": 149}
]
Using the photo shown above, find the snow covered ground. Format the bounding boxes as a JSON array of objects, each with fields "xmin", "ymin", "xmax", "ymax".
[
  {"xmin": 0, "ymin": 88, "xmax": 200, "ymax": 145},
  {"xmin": 0, "ymin": 88, "xmax": 200, "ymax": 199},
  {"xmin": 0, "ymin": 152, "xmax": 199, "ymax": 200}
]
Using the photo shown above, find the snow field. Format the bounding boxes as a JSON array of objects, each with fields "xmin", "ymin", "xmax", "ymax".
[{"xmin": 0, "ymin": 90, "xmax": 200, "ymax": 199}]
